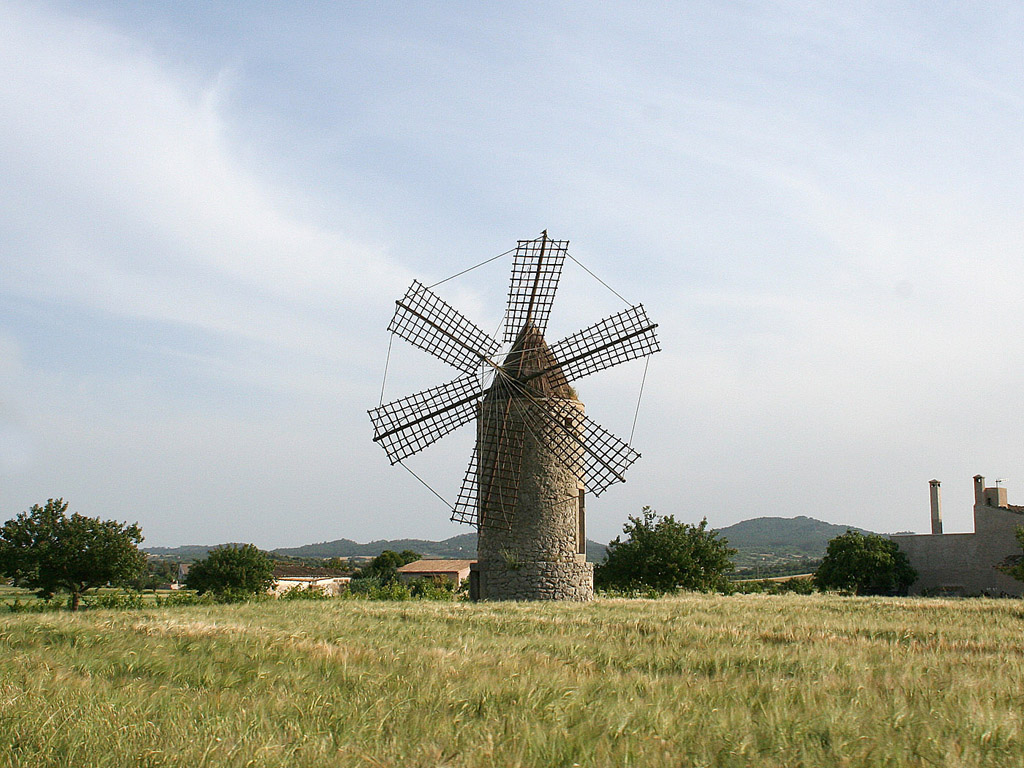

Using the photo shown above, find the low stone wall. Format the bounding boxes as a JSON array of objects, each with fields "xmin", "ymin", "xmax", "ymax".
[{"xmin": 475, "ymin": 559, "xmax": 593, "ymax": 601}]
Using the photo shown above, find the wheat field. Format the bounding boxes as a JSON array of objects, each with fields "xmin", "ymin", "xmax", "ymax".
[{"xmin": 2, "ymin": 594, "xmax": 1023, "ymax": 767}]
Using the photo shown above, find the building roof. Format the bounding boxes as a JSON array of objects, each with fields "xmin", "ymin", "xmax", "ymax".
[
  {"xmin": 272, "ymin": 563, "xmax": 350, "ymax": 579},
  {"xmin": 397, "ymin": 559, "xmax": 475, "ymax": 574}
]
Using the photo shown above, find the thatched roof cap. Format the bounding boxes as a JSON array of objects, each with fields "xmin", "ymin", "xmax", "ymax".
[{"xmin": 490, "ymin": 323, "xmax": 573, "ymax": 399}]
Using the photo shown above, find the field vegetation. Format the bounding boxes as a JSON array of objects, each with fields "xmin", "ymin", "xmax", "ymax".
[{"xmin": 2, "ymin": 593, "xmax": 1024, "ymax": 767}]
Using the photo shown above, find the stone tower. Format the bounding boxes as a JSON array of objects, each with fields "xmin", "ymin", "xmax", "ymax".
[{"xmin": 471, "ymin": 323, "xmax": 594, "ymax": 601}]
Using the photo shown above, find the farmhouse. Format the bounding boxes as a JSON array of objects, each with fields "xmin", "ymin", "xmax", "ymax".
[
  {"xmin": 397, "ymin": 559, "xmax": 475, "ymax": 587},
  {"xmin": 892, "ymin": 475, "xmax": 1024, "ymax": 596},
  {"xmin": 270, "ymin": 564, "xmax": 351, "ymax": 596}
]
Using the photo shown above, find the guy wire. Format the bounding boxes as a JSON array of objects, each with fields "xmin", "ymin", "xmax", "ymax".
[
  {"xmin": 628, "ymin": 356, "xmax": 651, "ymax": 446},
  {"xmin": 427, "ymin": 246, "xmax": 517, "ymax": 289},
  {"xmin": 378, "ymin": 334, "xmax": 394, "ymax": 407},
  {"xmin": 567, "ymin": 252, "xmax": 631, "ymax": 306},
  {"xmin": 398, "ymin": 460, "xmax": 452, "ymax": 508}
]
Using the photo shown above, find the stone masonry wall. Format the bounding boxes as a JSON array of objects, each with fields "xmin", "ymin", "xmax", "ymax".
[
  {"xmin": 475, "ymin": 560, "xmax": 593, "ymax": 601},
  {"xmin": 476, "ymin": 397, "xmax": 594, "ymax": 601}
]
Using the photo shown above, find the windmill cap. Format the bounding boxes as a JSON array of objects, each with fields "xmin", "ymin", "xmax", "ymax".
[{"xmin": 492, "ymin": 323, "xmax": 574, "ymax": 399}]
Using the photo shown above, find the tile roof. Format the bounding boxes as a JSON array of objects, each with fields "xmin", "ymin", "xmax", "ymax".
[
  {"xmin": 397, "ymin": 559, "xmax": 475, "ymax": 573},
  {"xmin": 272, "ymin": 564, "xmax": 350, "ymax": 579}
]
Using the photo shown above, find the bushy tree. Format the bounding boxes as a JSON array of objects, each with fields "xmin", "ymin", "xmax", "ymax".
[
  {"xmin": 323, "ymin": 557, "xmax": 353, "ymax": 572},
  {"xmin": 0, "ymin": 498, "xmax": 146, "ymax": 611},
  {"xmin": 815, "ymin": 530, "xmax": 917, "ymax": 595},
  {"xmin": 364, "ymin": 549, "xmax": 420, "ymax": 583},
  {"xmin": 186, "ymin": 544, "xmax": 275, "ymax": 600},
  {"xmin": 595, "ymin": 507, "xmax": 736, "ymax": 593},
  {"xmin": 999, "ymin": 527, "xmax": 1024, "ymax": 583}
]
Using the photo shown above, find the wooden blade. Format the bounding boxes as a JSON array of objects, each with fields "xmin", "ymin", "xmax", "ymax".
[
  {"xmin": 503, "ymin": 232, "xmax": 569, "ymax": 343},
  {"xmin": 388, "ymin": 281, "xmax": 500, "ymax": 373},
  {"xmin": 368, "ymin": 374, "xmax": 482, "ymax": 464},
  {"xmin": 450, "ymin": 416, "xmax": 526, "ymax": 531},
  {"xmin": 543, "ymin": 304, "xmax": 659, "ymax": 383},
  {"xmin": 517, "ymin": 395, "xmax": 640, "ymax": 496}
]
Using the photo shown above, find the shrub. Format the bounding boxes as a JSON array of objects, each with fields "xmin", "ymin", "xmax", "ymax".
[
  {"xmin": 408, "ymin": 577, "xmax": 460, "ymax": 600},
  {"xmin": 83, "ymin": 590, "xmax": 146, "ymax": 610},
  {"xmin": 347, "ymin": 577, "xmax": 412, "ymax": 600},
  {"xmin": 815, "ymin": 530, "xmax": 916, "ymax": 595},
  {"xmin": 279, "ymin": 585, "xmax": 333, "ymax": 601},
  {"xmin": 5, "ymin": 597, "xmax": 63, "ymax": 614},
  {"xmin": 595, "ymin": 507, "xmax": 736, "ymax": 594},
  {"xmin": 185, "ymin": 544, "xmax": 275, "ymax": 601},
  {"xmin": 998, "ymin": 527, "xmax": 1024, "ymax": 583},
  {"xmin": 155, "ymin": 590, "xmax": 217, "ymax": 607}
]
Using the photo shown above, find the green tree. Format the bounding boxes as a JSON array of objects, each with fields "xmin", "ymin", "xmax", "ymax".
[
  {"xmin": 364, "ymin": 549, "xmax": 421, "ymax": 583},
  {"xmin": 185, "ymin": 544, "xmax": 275, "ymax": 600},
  {"xmin": 323, "ymin": 557, "xmax": 353, "ymax": 572},
  {"xmin": 595, "ymin": 507, "xmax": 736, "ymax": 593},
  {"xmin": 0, "ymin": 498, "xmax": 146, "ymax": 611},
  {"xmin": 999, "ymin": 527, "xmax": 1024, "ymax": 583},
  {"xmin": 815, "ymin": 530, "xmax": 917, "ymax": 595}
]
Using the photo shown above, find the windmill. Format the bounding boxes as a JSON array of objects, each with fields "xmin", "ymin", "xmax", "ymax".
[{"xmin": 368, "ymin": 232, "xmax": 660, "ymax": 600}]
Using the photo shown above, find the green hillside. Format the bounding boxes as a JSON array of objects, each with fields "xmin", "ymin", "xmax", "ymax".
[
  {"xmin": 717, "ymin": 516, "xmax": 871, "ymax": 556},
  {"xmin": 716, "ymin": 516, "xmax": 872, "ymax": 575},
  {"xmin": 144, "ymin": 516, "xmax": 868, "ymax": 572},
  {"xmin": 147, "ymin": 533, "xmax": 608, "ymax": 563},
  {"xmin": 274, "ymin": 533, "xmax": 477, "ymax": 560}
]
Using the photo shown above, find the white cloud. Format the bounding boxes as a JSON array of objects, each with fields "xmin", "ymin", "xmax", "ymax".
[
  {"xmin": 0, "ymin": 2, "xmax": 407, "ymax": 370},
  {"xmin": 3, "ymin": 1, "xmax": 1024, "ymax": 546}
]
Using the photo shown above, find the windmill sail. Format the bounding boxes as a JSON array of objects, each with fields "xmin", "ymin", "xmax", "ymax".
[
  {"xmin": 389, "ymin": 281, "xmax": 500, "ymax": 373},
  {"xmin": 450, "ymin": 418, "xmax": 526, "ymax": 530},
  {"xmin": 518, "ymin": 395, "xmax": 640, "ymax": 496},
  {"xmin": 503, "ymin": 232, "xmax": 569, "ymax": 343},
  {"xmin": 369, "ymin": 374, "xmax": 484, "ymax": 463},
  {"xmin": 544, "ymin": 304, "xmax": 659, "ymax": 383}
]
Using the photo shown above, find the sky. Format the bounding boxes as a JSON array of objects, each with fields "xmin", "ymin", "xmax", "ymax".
[{"xmin": 2, "ymin": 1, "xmax": 1023, "ymax": 548}]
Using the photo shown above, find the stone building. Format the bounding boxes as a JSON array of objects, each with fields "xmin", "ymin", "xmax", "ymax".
[
  {"xmin": 470, "ymin": 324, "xmax": 593, "ymax": 601},
  {"xmin": 397, "ymin": 559, "xmax": 475, "ymax": 588},
  {"xmin": 892, "ymin": 475, "xmax": 1024, "ymax": 596},
  {"xmin": 269, "ymin": 564, "xmax": 351, "ymax": 596}
]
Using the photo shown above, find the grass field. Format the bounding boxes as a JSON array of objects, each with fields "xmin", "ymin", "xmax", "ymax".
[{"xmin": 2, "ymin": 594, "xmax": 1023, "ymax": 767}]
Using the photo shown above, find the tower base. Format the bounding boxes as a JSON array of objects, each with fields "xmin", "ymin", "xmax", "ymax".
[{"xmin": 470, "ymin": 558, "xmax": 593, "ymax": 601}]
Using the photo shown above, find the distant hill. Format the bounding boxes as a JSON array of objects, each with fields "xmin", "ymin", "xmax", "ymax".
[
  {"xmin": 144, "ymin": 544, "xmax": 229, "ymax": 559},
  {"xmin": 274, "ymin": 533, "xmax": 478, "ymax": 560},
  {"xmin": 147, "ymin": 533, "xmax": 607, "ymax": 563},
  {"xmin": 144, "ymin": 516, "xmax": 868, "ymax": 568},
  {"xmin": 716, "ymin": 516, "xmax": 872, "ymax": 557},
  {"xmin": 276, "ymin": 533, "xmax": 609, "ymax": 563}
]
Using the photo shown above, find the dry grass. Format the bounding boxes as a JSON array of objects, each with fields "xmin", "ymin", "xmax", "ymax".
[{"xmin": 2, "ymin": 594, "xmax": 1024, "ymax": 767}]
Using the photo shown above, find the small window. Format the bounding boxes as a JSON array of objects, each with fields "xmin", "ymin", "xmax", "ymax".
[{"xmin": 577, "ymin": 489, "xmax": 586, "ymax": 555}]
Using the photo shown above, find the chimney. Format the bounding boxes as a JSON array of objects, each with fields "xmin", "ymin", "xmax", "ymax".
[
  {"xmin": 974, "ymin": 475, "xmax": 986, "ymax": 507},
  {"xmin": 929, "ymin": 480, "xmax": 942, "ymax": 534}
]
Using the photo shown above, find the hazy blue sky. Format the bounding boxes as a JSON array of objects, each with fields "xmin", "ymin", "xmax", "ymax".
[{"xmin": 2, "ymin": 1, "xmax": 1023, "ymax": 547}]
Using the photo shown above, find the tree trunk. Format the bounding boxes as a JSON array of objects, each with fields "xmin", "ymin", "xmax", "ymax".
[{"xmin": 70, "ymin": 591, "xmax": 81, "ymax": 612}]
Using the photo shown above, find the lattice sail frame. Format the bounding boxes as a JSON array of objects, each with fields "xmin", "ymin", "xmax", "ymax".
[
  {"xmin": 503, "ymin": 234, "xmax": 569, "ymax": 343},
  {"xmin": 389, "ymin": 281, "xmax": 500, "ymax": 373},
  {"xmin": 450, "ymin": 413, "xmax": 526, "ymax": 530},
  {"xmin": 546, "ymin": 304, "xmax": 660, "ymax": 383},
  {"xmin": 368, "ymin": 232, "xmax": 660, "ymax": 531},
  {"xmin": 368, "ymin": 374, "xmax": 482, "ymax": 464}
]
